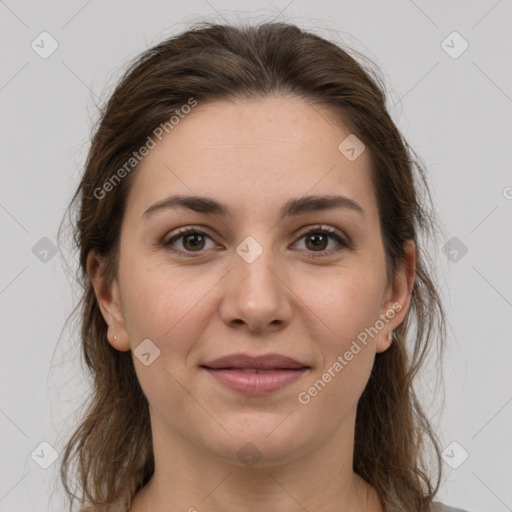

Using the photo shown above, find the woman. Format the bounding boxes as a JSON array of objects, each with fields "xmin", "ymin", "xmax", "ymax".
[{"xmin": 59, "ymin": 20, "xmax": 469, "ymax": 512}]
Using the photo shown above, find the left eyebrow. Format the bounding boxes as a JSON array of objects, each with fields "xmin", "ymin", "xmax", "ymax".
[
  {"xmin": 142, "ymin": 194, "xmax": 366, "ymax": 221},
  {"xmin": 282, "ymin": 195, "xmax": 365, "ymax": 219}
]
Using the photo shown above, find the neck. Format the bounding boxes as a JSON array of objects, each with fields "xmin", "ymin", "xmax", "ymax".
[{"xmin": 130, "ymin": 410, "xmax": 384, "ymax": 512}]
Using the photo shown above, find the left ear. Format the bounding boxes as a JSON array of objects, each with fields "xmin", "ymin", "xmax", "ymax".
[{"xmin": 376, "ymin": 239, "xmax": 416, "ymax": 353}]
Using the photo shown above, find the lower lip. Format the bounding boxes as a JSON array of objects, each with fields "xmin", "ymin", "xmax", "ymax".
[{"xmin": 203, "ymin": 367, "xmax": 309, "ymax": 395}]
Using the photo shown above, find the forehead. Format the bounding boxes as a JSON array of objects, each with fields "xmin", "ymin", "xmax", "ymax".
[{"xmin": 126, "ymin": 96, "xmax": 378, "ymax": 224}]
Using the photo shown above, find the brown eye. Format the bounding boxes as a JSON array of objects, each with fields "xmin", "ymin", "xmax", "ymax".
[
  {"xmin": 304, "ymin": 232, "xmax": 329, "ymax": 251},
  {"xmin": 163, "ymin": 228, "xmax": 216, "ymax": 255},
  {"xmin": 293, "ymin": 226, "xmax": 350, "ymax": 258},
  {"xmin": 182, "ymin": 233, "xmax": 206, "ymax": 251}
]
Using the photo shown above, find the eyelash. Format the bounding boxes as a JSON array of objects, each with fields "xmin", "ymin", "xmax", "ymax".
[{"xmin": 162, "ymin": 225, "xmax": 351, "ymax": 259}]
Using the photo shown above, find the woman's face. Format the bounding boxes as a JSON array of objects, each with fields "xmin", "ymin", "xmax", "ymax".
[{"xmin": 90, "ymin": 96, "xmax": 414, "ymax": 466}]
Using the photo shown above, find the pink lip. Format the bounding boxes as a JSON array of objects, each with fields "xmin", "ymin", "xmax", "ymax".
[
  {"xmin": 203, "ymin": 368, "xmax": 309, "ymax": 395},
  {"xmin": 203, "ymin": 353, "xmax": 307, "ymax": 370},
  {"xmin": 201, "ymin": 353, "xmax": 310, "ymax": 395}
]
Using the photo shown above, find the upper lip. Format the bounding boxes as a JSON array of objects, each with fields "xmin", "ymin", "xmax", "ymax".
[{"xmin": 202, "ymin": 353, "xmax": 309, "ymax": 370}]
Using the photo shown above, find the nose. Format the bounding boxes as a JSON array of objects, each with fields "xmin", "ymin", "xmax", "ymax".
[{"xmin": 218, "ymin": 243, "xmax": 293, "ymax": 334}]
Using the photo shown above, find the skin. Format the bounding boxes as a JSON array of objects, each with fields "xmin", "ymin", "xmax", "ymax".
[{"xmin": 88, "ymin": 95, "xmax": 415, "ymax": 512}]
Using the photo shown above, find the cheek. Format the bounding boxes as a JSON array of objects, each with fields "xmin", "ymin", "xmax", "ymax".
[
  {"xmin": 119, "ymin": 261, "xmax": 213, "ymax": 408},
  {"xmin": 119, "ymin": 256, "xmax": 216, "ymax": 351},
  {"xmin": 120, "ymin": 269, "xmax": 225, "ymax": 443},
  {"xmin": 297, "ymin": 268, "xmax": 384, "ymax": 400},
  {"xmin": 304, "ymin": 267, "xmax": 385, "ymax": 344}
]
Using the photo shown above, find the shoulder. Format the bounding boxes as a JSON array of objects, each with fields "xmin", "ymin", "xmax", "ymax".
[{"xmin": 433, "ymin": 502, "xmax": 472, "ymax": 512}]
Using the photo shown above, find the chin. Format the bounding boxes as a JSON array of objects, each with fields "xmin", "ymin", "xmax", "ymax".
[{"xmin": 202, "ymin": 416, "xmax": 312, "ymax": 468}]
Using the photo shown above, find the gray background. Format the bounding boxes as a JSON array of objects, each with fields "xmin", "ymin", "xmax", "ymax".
[{"xmin": 1, "ymin": 1, "xmax": 511, "ymax": 511}]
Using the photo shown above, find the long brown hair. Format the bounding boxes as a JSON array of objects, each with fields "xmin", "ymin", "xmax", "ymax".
[{"xmin": 58, "ymin": 20, "xmax": 448, "ymax": 512}]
